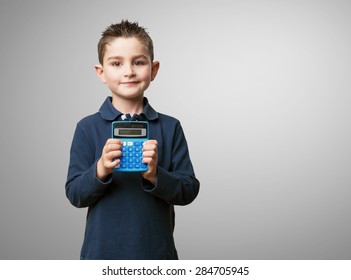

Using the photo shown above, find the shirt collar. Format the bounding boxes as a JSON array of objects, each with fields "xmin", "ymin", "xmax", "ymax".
[{"xmin": 99, "ymin": 97, "xmax": 159, "ymax": 121}]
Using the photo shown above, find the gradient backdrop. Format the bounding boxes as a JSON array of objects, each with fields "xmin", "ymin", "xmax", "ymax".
[{"xmin": 1, "ymin": 0, "xmax": 350, "ymax": 259}]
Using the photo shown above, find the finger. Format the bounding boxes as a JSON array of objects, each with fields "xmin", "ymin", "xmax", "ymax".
[
  {"xmin": 104, "ymin": 150, "xmax": 122, "ymax": 165},
  {"xmin": 107, "ymin": 150, "xmax": 122, "ymax": 159},
  {"xmin": 104, "ymin": 142, "xmax": 123, "ymax": 154},
  {"xmin": 106, "ymin": 143, "xmax": 122, "ymax": 152},
  {"xmin": 142, "ymin": 150, "xmax": 157, "ymax": 159},
  {"xmin": 142, "ymin": 144, "xmax": 158, "ymax": 153},
  {"xmin": 104, "ymin": 158, "xmax": 120, "ymax": 169},
  {"xmin": 143, "ymin": 140, "xmax": 158, "ymax": 148},
  {"xmin": 106, "ymin": 138, "xmax": 123, "ymax": 145},
  {"xmin": 142, "ymin": 157, "xmax": 156, "ymax": 165},
  {"xmin": 144, "ymin": 139, "xmax": 158, "ymax": 144}
]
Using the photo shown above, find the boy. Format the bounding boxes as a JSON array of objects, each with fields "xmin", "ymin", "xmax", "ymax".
[{"xmin": 65, "ymin": 20, "xmax": 200, "ymax": 260}]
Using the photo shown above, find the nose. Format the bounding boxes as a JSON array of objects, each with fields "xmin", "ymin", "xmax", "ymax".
[{"xmin": 123, "ymin": 63, "xmax": 135, "ymax": 77}]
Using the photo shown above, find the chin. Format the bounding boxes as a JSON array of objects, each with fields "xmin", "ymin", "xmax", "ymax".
[{"xmin": 121, "ymin": 93, "xmax": 144, "ymax": 100}]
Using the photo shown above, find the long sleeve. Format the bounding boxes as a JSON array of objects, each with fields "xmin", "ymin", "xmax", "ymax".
[
  {"xmin": 65, "ymin": 124, "xmax": 111, "ymax": 208},
  {"xmin": 142, "ymin": 120, "xmax": 200, "ymax": 205}
]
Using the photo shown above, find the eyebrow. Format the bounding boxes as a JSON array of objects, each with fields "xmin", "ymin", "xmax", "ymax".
[{"xmin": 107, "ymin": 55, "xmax": 149, "ymax": 61}]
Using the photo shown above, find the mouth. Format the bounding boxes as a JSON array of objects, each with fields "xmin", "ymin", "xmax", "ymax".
[{"xmin": 120, "ymin": 81, "xmax": 139, "ymax": 85}]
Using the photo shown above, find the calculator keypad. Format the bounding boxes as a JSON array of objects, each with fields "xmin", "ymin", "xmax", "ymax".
[{"xmin": 117, "ymin": 141, "xmax": 148, "ymax": 171}]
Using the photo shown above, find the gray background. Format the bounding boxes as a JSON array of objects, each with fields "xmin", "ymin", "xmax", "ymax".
[{"xmin": 0, "ymin": 0, "xmax": 350, "ymax": 259}]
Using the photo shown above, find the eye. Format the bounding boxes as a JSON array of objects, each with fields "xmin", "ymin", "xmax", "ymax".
[
  {"xmin": 111, "ymin": 61, "xmax": 122, "ymax": 67},
  {"xmin": 134, "ymin": 60, "xmax": 146, "ymax": 66}
]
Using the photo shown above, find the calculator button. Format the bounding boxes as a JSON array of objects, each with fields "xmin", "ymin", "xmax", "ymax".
[{"xmin": 115, "ymin": 139, "xmax": 147, "ymax": 171}]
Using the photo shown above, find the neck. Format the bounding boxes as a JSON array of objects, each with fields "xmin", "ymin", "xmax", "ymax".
[{"xmin": 112, "ymin": 96, "xmax": 144, "ymax": 115}]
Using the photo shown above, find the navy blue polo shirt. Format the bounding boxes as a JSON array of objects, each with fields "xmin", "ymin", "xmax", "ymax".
[{"xmin": 65, "ymin": 97, "xmax": 200, "ymax": 259}]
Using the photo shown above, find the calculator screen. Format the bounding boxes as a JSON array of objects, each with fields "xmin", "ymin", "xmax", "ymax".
[
  {"xmin": 116, "ymin": 128, "xmax": 146, "ymax": 137},
  {"xmin": 119, "ymin": 129, "xmax": 143, "ymax": 136},
  {"xmin": 112, "ymin": 121, "xmax": 148, "ymax": 139}
]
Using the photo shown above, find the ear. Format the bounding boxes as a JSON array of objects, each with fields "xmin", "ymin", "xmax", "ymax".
[
  {"xmin": 151, "ymin": 61, "xmax": 160, "ymax": 81},
  {"xmin": 95, "ymin": 64, "xmax": 106, "ymax": 83}
]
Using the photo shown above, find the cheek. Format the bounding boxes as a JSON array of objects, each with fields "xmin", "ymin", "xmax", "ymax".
[
  {"xmin": 140, "ymin": 69, "xmax": 152, "ymax": 82},
  {"xmin": 104, "ymin": 70, "xmax": 120, "ymax": 82}
]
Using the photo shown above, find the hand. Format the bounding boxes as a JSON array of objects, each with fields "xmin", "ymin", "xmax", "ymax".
[
  {"xmin": 97, "ymin": 139, "xmax": 123, "ymax": 181},
  {"xmin": 142, "ymin": 139, "xmax": 158, "ymax": 185}
]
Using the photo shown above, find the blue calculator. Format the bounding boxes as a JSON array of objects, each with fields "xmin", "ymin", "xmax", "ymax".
[{"xmin": 112, "ymin": 121, "xmax": 149, "ymax": 172}]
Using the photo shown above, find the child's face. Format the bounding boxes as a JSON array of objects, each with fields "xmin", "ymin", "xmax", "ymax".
[{"xmin": 95, "ymin": 37, "xmax": 159, "ymax": 101}]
